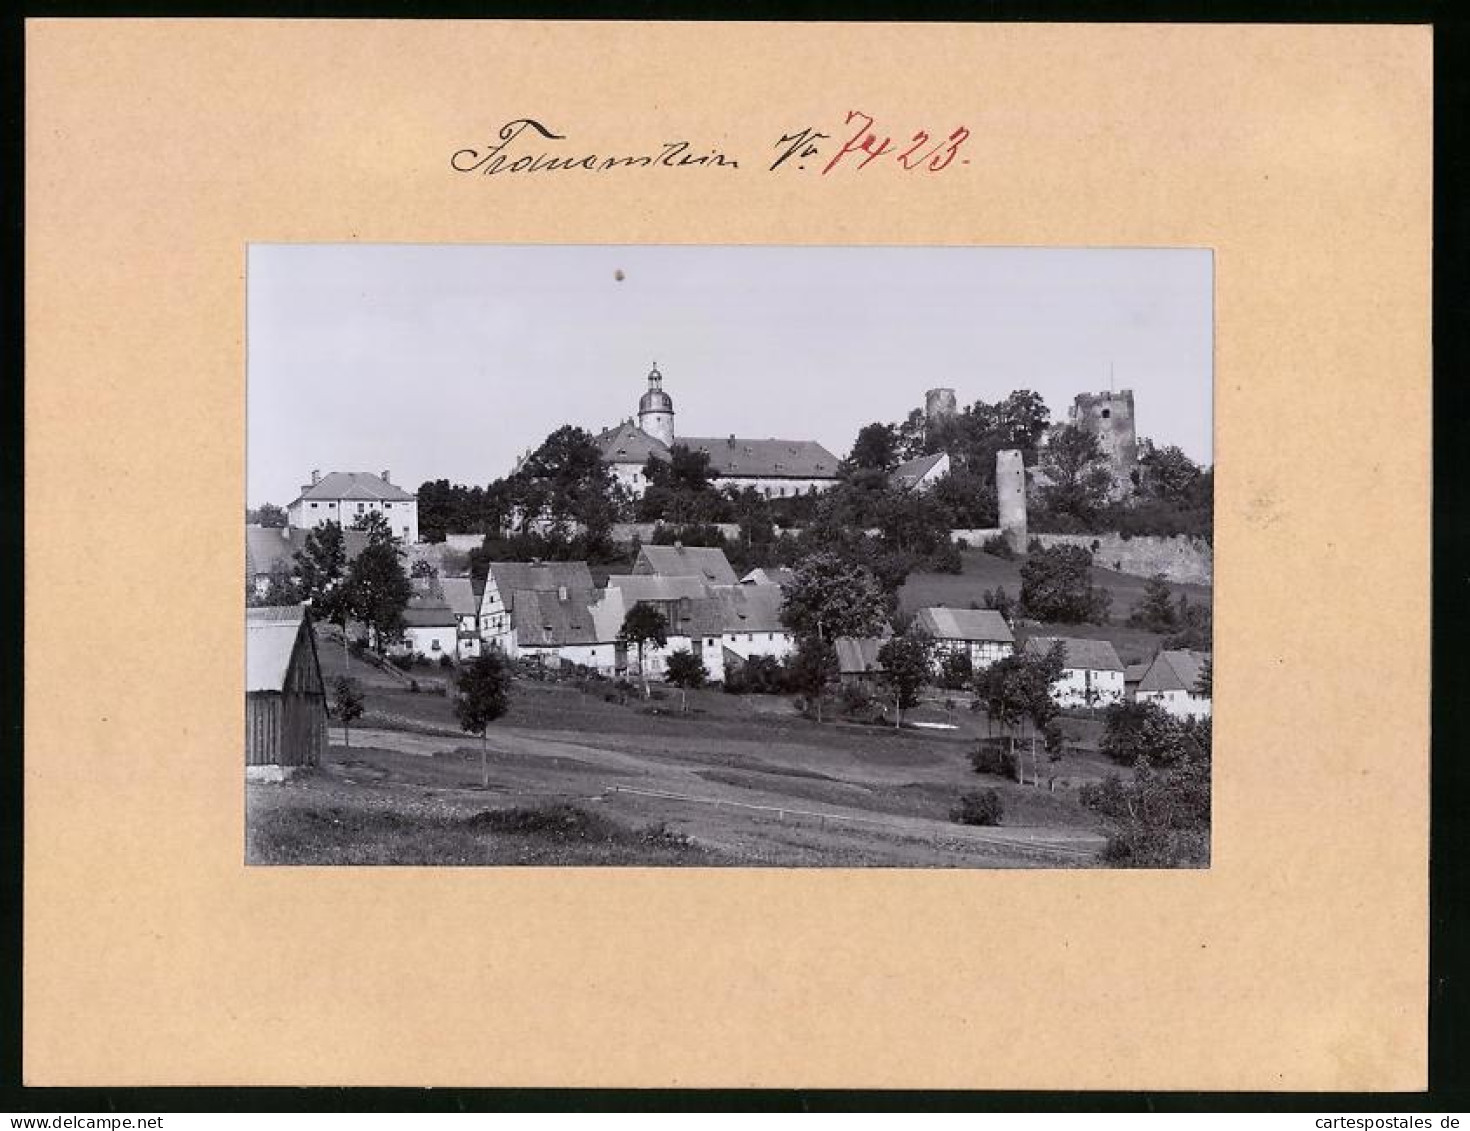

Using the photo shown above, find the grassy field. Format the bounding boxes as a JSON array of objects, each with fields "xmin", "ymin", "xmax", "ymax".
[{"xmin": 252, "ymin": 675, "xmax": 1119, "ymax": 868}]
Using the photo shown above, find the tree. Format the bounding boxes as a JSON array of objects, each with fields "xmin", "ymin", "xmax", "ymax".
[
  {"xmin": 781, "ymin": 553, "xmax": 889, "ymax": 646},
  {"xmin": 292, "ymin": 521, "xmax": 349, "ymax": 627},
  {"xmin": 788, "ymin": 635, "xmax": 839, "ymax": 722},
  {"xmin": 346, "ymin": 539, "xmax": 412, "ymax": 653},
  {"xmin": 937, "ymin": 647, "xmax": 974, "ymax": 691},
  {"xmin": 971, "ymin": 644, "xmax": 1064, "ymax": 784},
  {"xmin": 1136, "ymin": 441, "xmax": 1202, "ymax": 503},
  {"xmin": 248, "ymin": 558, "xmax": 302, "ymax": 607},
  {"xmin": 1019, "ymin": 543, "xmax": 1112, "ymax": 624},
  {"xmin": 510, "ymin": 425, "xmax": 625, "ymax": 544},
  {"xmin": 350, "ymin": 509, "xmax": 397, "ymax": 547},
  {"xmin": 665, "ymin": 649, "xmax": 706, "ymax": 712},
  {"xmin": 1165, "ymin": 595, "xmax": 1213, "ymax": 651},
  {"xmin": 1081, "ymin": 716, "xmax": 1211, "ymax": 868},
  {"xmin": 618, "ymin": 602, "xmax": 669, "ymax": 698},
  {"xmin": 332, "ymin": 676, "xmax": 364, "ymax": 747},
  {"xmin": 249, "ymin": 502, "xmax": 288, "ymax": 528},
  {"xmin": 454, "ymin": 650, "xmax": 514, "ymax": 788},
  {"xmin": 1099, "ymin": 699, "xmax": 1194, "ymax": 767},
  {"xmin": 409, "ymin": 558, "xmax": 443, "ymax": 598},
  {"xmin": 877, "ymin": 629, "xmax": 935, "ymax": 728},
  {"xmin": 1039, "ymin": 425, "xmax": 1113, "ymax": 520},
  {"xmin": 1195, "ymin": 655, "xmax": 1213, "ymax": 698},
  {"xmin": 1128, "ymin": 574, "xmax": 1179, "ymax": 633},
  {"xmin": 848, "ymin": 422, "xmax": 900, "ymax": 472}
]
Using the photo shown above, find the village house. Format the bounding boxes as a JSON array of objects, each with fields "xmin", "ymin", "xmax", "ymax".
[
  {"xmin": 507, "ymin": 586, "xmax": 627, "ymax": 673},
  {"xmin": 835, "ymin": 635, "xmax": 890, "ymax": 687},
  {"xmin": 287, "ymin": 470, "xmax": 419, "ymax": 544},
  {"xmin": 912, "ymin": 607, "xmax": 1015, "ymax": 672},
  {"xmin": 713, "ymin": 583, "xmax": 793, "ymax": 663},
  {"xmin": 602, "ymin": 574, "xmax": 726, "ymax": 682},
  {"xmin": 634, "ymin": 542, "xmax": 739, "ymax": 585},
  {"xmin": 888, "ymin": 451, "xmax": 951, "ymax": 493},
  {"xmin": 245, "ymin": 605, "xmax": 327, "ymax": 780},
  {"xmin": 594, "ymin": 365, "xmax": 842, "ymax": 499},
  {"xmin": 399, "ymin": 596, "xmax": 458, "ymax": 660},
  {"xmin": 1135, "ymin": 649, "xmax": 1212, "ymax": 720},
  {"xmin": 437, "ymin": 576, "xmax": 483, "ymax": 660},
  {"xmin": 1022, "ymin": 636, "xmax": 1126, "ymax": 709},
  {"xmin": 478, "ymin": 560, "xmax": 596, "ymax": 648}
]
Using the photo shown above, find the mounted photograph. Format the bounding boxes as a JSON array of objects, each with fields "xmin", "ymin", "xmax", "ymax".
[{"xmin": 245, "ymin": 244, "xmax": 1213, "ymax": 868}]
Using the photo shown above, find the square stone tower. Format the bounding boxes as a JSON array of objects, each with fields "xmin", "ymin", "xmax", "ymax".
[{"xmin": 1067, "ymin": 389, "xmax": 1137, "ymax": 497}]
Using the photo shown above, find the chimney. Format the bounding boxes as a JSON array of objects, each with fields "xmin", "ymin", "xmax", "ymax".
[
  {"xmin": 310, "ymin": 469, "xmax": 321, "ymax": 486},
  {"xmin": 381, "ymin": 469, "xmax": 390, "ymax": 484}
]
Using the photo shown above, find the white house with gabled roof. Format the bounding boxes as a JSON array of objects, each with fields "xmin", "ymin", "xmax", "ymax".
[{"xmin": 287, "ymin": 470, "xmax": 419, "ymax": 543}]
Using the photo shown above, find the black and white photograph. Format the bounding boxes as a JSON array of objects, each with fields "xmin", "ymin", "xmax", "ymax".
[{"xmin": 245, "ymin": 244, "xmax": 1214, "ymax": 869}]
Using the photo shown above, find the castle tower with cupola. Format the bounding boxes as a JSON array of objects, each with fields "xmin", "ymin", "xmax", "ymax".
[{"xmin": 637, "ymin": 363, "xmax": 675, "ymax": 447}]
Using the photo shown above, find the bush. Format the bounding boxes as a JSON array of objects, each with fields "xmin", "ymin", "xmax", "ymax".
[
  {"xmin": 981, "ymin": 534, "xmax": 1016, "ymax": 560},
  {"xmin": 970, "ymin": 738, "xmax": 1018, "ymax": 780},
  {"xmin": 937, "ymin": 649, "xmax": 973, "ymax": 691},
  {"xmin": 390, "ymin": 653, "xmax": 415, "ymax": 671},
  {"xmin": 724, "ymin": 653, "xmax": 788, "ymax": 695},
  {"xmin": 952, "ymin": 789, "xmax": 1005, "ymax": 826},
  {"xmin": 438, "ymin": 654, "xmax": 454, "ymax": 669},
  {"xmin": 838, "ymin": 681, "xmax": 885, "ymax": 723}
]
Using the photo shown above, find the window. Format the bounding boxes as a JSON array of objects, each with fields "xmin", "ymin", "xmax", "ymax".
[
  {"xmin": 431, "ymin": 640, "xmax": 441, "ymax": 652},
  {"xmin": 310, "ymin": 502, "xmax": 319, "ymax": 509},
  {"xmin": 1101, "ymin": 409, "xmax": 1111, "ymax": 419},
  {"xmin": 357, "ymin": 503, "xmax": 365, "ymax": 513}
]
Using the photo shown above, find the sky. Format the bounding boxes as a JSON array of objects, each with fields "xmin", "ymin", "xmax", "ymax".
[{"xmin": 247, "ymin": 245, "xmax": 1213, "ymax": 507}]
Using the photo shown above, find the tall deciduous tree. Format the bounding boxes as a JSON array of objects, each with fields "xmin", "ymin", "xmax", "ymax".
[
  {"xmin": 848, "ymin": 422, "xmax": 901, "ymax": 472},
  {"xmin": 454, "ymin": 650, "xmax": 514, "ymax": 788},
  {"xmin": 1040, "ymin": 425, "xmax": 1113, "ymax": 520},
  {"xmin": 972, "ymin": 643, "xmax": 1065, "ymax": 784},
  {"xmin": 249, "ymin": 502, "xmax": 288, "ymax": 528},
  {"xmin": 618, "ymin": 602, "xmax": 669, "ymax": 698},
  {"xmin": 350, "ymin": 509, "xmax": 397, "ymax": 547},
  {"xmin": 1019, "ymin": 543, "xmax": 1112, "ymax": 624},
  {"xmin": 876, "ymin": 628, "xmax": 935, "ymax": 728},
  {"xmin": 788, "ymin": 636, "xmax": 839, "ymax": 723},
  {"xmin": 347, "ymin": 539, "xmax": 412, "ymax": 654},
  {"xmin": 332, "ymin": 676, "xmax": 364, "ymax": 747},
  {"xmin": 780, "ymin": 553, "xmax": 889, "ymax": 646},
  {"xmin": 664, "ymin": 649, "xmax": 706, "ymax": 713},
  {"xmin": 1128, "ymin": 574, "xmax": 1179, "ymax": 633},
  {"xmin": 293, "ymin": 521, "xmax": 349, "ymax": 627}
]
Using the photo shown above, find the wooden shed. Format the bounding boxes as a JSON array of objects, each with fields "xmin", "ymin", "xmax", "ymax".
[{"xmin": 246, "ymin": 604, "xmax": 327, "ymax": 777}]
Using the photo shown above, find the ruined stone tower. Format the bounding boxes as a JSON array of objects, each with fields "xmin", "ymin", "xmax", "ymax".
[
  {"xmin": 996, "ymin": 448, "xmax": 1028, "ymax": 555},
  {"xmin": 637, "ymin": 363, "xmax": 675, "ymax": 447},
  {"xmin": 1067, "ymin": 389, "xmax": 1137, "ymax": 497}
]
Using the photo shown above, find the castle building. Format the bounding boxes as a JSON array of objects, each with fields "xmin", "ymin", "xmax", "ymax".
[
  {"xmin": 1066, "ymin": 389, "xmax": 1138, "ymax": 498},
  {"xmin": 286, "ymin": 470, "xmax": 419, "ymax": 543},
  {"xmin": 595, "ymin": 365, "xmax": 842, "ymax": 499}
]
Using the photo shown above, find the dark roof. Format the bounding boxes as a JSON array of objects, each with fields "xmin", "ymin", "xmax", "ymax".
[
  {"xmin": 835, "ymin": 635, "xmax": 889, "ymax": 675},
  {"xmin": 483, "ymin": 561, "xmax": 596, "ymax": 612},
  {"xmin": 679, "ymin": 436, "xmax": 841, "ymax": 480},
  {"xmin": 594, "ymin": 421, "xmax": 670, "ymax": 466},
  {"xmin": 1023, "ymin": 636, "xmax": 1125, "ymax": 672},
  {"xmin": 437, "ymin": 576, "xmax": 479, "ymax": 619},
  {"xmin": 889, "ymin": 452, "xmax": 948, "ymax": 491},
  {"xmin": 712, "ymin": 583, "xmax": 786, "ymax": 634},
  {"xmin": 291, "ymin": 471, "xmax": 415, "ymax": 505},
  {"xmin": 403, "ymin": 597, "xmax": 457, "ymax": 628},
  {"xmin": 511, "ymin": 587, "xmax": 605, "ymax": 646},
  {"xmin": 245, "ymin": 524, "xmax": 369, "ymax": 579},
  {"xmin": 1137, "ymin": 650, "xmax": 1210, "ymax": 693},
  {"xmin": 913, "ymin": 607, "xmax": 1014, "ymax": 644},
  {"xmin": 1124, "ymin": 662, "xmax": 1151, "ymax": 685},
  {"xmin": 603, "ymin": 574, "xmax": 710, "ymax": 604},
  {"xmin": 636, "ymin": 544, "xmax": 738, "ymax": 585}
]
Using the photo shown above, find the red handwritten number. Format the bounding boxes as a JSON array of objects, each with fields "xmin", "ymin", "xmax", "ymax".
[
  {"xmin": 823, "ymin": 111, "xmax": 880, "ymax": 175},
  {"xmin": 897, "ymin": 131, "xmax": 932, "ymax": 171},
  {"xmin": 927, "ymin": 127, "xmax": 970, "ymax": 172}
]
